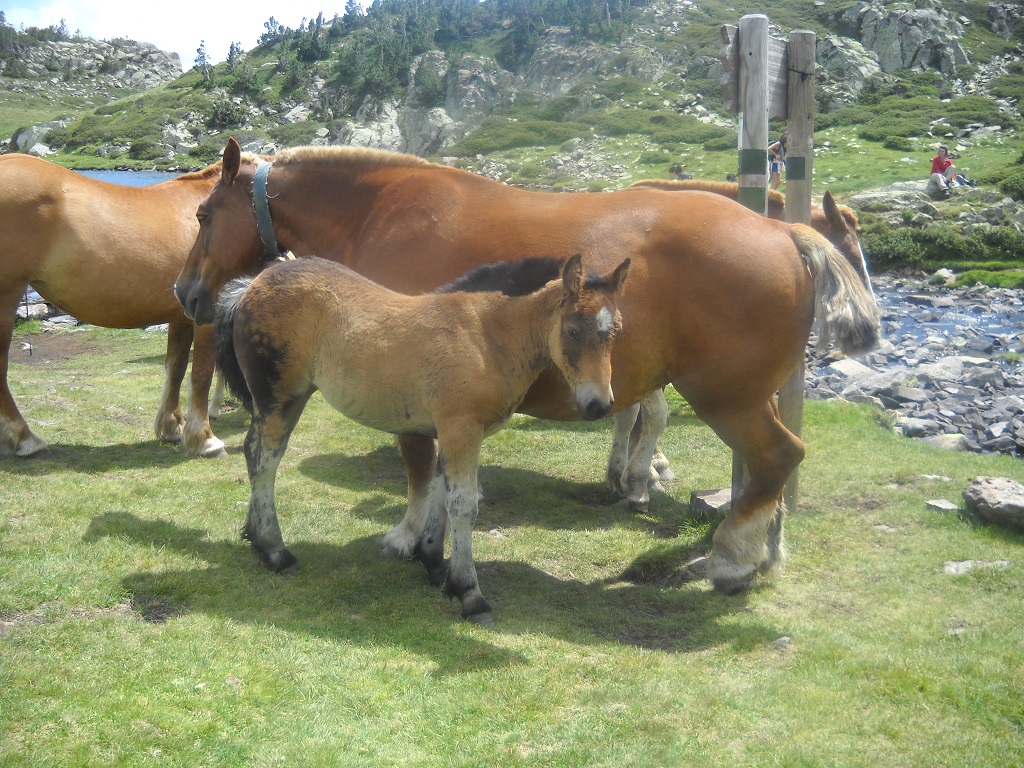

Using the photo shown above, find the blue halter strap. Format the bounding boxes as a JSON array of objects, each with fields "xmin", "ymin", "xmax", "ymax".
[{"xmin": 252, "ymin": 160, "xmax": 283, "ymax": 261}]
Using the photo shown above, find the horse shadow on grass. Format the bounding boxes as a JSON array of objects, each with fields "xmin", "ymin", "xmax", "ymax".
[
  {"xmin": 298, "ymin": 446, "xmax": 692, "ymax": 539},
  {"xmin": 0, "ymin": 409, "xmax": 254, "ymax": 475},
  {"xmin": 83, "ymin": 511, "xmax": 774, "ymax": 664}
]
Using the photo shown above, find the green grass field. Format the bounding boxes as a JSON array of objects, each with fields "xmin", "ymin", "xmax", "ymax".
[{"xmin": 2, "ymin": 326, "xmax": 1023, "ymax": 767}]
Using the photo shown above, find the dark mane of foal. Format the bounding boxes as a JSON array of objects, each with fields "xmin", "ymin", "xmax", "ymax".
[{"xmin": 435, "ymin": 256, "xmax": 615, "ymax": 297}]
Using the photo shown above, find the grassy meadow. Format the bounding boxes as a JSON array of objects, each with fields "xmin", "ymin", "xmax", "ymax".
[{"xmin": 2, "ymin": 325, "xmax": 1023, "ymax": 767}]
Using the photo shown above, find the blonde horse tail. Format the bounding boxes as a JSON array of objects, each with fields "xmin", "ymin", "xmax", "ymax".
[
  {"xmin": 791, "ymin": 224, "xmax": 881, "ymax": 357},
  {"xmin": 212, "ymin": 277, "xmax": 255, "ymax": 413}
]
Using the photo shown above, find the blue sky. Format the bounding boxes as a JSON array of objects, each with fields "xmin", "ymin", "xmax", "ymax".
[{"xmin": 3, "ymin": 1, "xmax": 350, "ymax": 68}]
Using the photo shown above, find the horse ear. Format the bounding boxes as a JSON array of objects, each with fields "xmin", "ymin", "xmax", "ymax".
[
  {"xmin": 561, "ymin": 253, "xmax": 584, "ymax": 297},
  {"xmin": 222, "ymin": 138, "xmax": 241, "ymax": 185},
  {"xmin": 609, "ymin": 258, "xmax": 630, "ymax": 295},
  {"xmin": 823, "ymin": 190, "xmax": 843, "ymax": 227}
]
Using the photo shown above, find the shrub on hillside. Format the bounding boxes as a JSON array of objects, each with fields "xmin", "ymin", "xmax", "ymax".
[
  {"xmin": 858, "ymin": 116, "xmax": 929, "ymax": 142},
  {"xmin": 449, "ymin": 116, "xmax": 591, "ymax": 155},
  {"xmin": 702, "ymin": 133, "xmax": 737, "ymax": 152}
]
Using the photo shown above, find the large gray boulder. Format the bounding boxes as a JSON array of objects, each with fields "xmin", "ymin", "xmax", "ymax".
[
  {"xmin": 816, "ymin": 35, "xmax": 883, "ymax": 110},
  {"xmin": 838, "ymin": 0, "xmax": 970, "ymax": 74},
  {"xmin": 962, "ymin": 477, "xmax": 1024, "ymax": 531}
]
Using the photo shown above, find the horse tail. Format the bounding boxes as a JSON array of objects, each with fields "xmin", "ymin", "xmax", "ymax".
[
  {"xmin": 213, "ymin": 277, "xmax": 255, "ymax": 413},
  {"xmin": 791, "ymin": 224, "xmax": 881, "ymax": 357}
]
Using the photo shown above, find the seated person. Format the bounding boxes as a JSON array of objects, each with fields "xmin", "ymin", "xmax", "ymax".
[{"xmin": 930, "ymin": 144, "xmax": 958, "ymax": 190}]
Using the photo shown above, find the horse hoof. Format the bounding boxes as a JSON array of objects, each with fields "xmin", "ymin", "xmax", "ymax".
[
  {"xmin": 712, "ymin": 569, "xmax": 757, "ymax": 596},
  {"xmin": 628, "ymin": 497, "xmax": 649, "ymax": 514},
  {"xmin": 259, "ymin": 548, "xmax": 299, "ymax": 574},
  {"xmin": 199, "ymin": 438, "xmax": 227, "ymax": 458},
  {"xmin": 14, "ymin": 435, "xmax": 51, "ymax": 458},
  {"xmin": 466, "ymin": 610, "xmax": 496, "ymax": 627}
]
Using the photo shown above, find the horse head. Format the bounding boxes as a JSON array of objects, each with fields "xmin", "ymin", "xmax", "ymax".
[
  {"xmin": 175, "ymin": 138, "xmax": 269, "ymax": 325},
  {"xmin": 818, "ymin": 191, "xmax": 871, "ymax": 290},
  {"xmin": 551, "ymin": 254, "xmax": 631, "ymax": 421}
]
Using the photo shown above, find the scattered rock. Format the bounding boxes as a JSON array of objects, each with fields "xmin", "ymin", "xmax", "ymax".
[
  {"xmin": 926, "ymin": 499, "xmax": 960, "ymax": 512},
  {"xmin": 943, "ymin": 559, "xmax": 1011, "ymax": 575},
  {"xmin": 962, "ymin": 476, "xmax": 1024, "ymax": 530},
  {"xmin": 689, "ymin": 488, "xmax": 731, "ymax": 518}
]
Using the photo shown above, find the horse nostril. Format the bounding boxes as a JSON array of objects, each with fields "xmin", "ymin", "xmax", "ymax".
[{"xmin": 583, "ymin": 399, "xmax": 612, "ymax": 421}]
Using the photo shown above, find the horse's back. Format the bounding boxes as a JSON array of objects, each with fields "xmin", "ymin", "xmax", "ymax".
[{"xmin": 0, "ymin": 156, "xmax": 216, "ymax": 326}]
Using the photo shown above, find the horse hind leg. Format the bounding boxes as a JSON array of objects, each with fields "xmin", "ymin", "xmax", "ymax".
[
  {"xmin": 242, "ymin": 393, "xmax": 312, "ymax": 573},
  {"xmin": 705, "ymin": 399, "xmax": 804, "ymax": 595},
  {"xmin": 181, "ymin": 323, "xmax": 226, "ymax": 458},
  {"xmin": 0, "ymin": 281, "xmax": 49, "ymax": 457},
  {"xmin": 383, "ymin": 434, "xmax": 439, "ymax": 560}
]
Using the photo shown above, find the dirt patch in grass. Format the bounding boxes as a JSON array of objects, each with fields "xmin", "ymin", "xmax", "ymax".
[{"xmin": 9, "ymin": 330, "xmax": 112, "ymax": 365}]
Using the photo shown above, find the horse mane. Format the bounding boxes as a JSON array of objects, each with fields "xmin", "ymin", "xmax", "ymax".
[
  {"xmin": 175, "ymin": 162, "xmax": 224, "ymax": 182},
  {"xmin": 270, "ymin": 144, "xmax": 432, "ymax": 173},
  {"xmin": 436, "ymin": 256, "xmax": 614, "ymax": 297}
]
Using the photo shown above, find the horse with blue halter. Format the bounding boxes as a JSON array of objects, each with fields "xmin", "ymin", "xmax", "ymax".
[
  {"xmin": 0, "ymin": 154, "xmax": 226, "ymax": 458},
  {"xmin": 214, "ymin": 254, "xmax": 630, "ymax": 624},
  {"xmin": 177, "ymin": 138, "xmax": 880, "ymax": 596}
]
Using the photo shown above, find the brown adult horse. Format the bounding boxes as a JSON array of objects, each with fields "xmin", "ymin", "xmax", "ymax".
[
  {"xmin": 0, "ymin": 154, "xmax": 225, "ymax": 458},
  {"xmin": 615, "ymin": 179, "xmax": 873, "ymax": 488},
  {"xmin": 214, "ymin": 254, "xmax": 629, "ymax": 623},
  {"xmin": 176, "ymin": 138, "xmax": 880, "ymax": 596}
]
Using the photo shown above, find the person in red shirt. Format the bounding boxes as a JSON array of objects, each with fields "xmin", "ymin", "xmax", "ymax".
[{"xmin": 931, "ymin": 144, "xmax": 957, "ymax": 190}]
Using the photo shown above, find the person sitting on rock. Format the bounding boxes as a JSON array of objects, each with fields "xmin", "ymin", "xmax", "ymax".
[{"xmin": 930, "ymin": 144, "xmax": 958, "ymax": 192}]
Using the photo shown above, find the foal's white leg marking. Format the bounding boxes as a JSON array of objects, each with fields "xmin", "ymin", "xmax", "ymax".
[
  {"xmin": 444, "ymin": 465, "xmax": 493, "ymax": 624},
  {"xmin": 246, "ymin": 429, "xmax": 294, "ymax": 571},
  {"xmin": 606, "ymin": 403, "xmax": 640, "ymax": 495},
  {"xmin": 383, "ymin": 474, "xmax": 445, "ymax": 559},
  {"xmin": 622, "ymin": 390, "xmax": 669, "ymax": 512}
]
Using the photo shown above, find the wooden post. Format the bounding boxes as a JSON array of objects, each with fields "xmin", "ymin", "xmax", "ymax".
[
  {"xmin": 778, "ymin": 30, "xmax": 816, "ymax": 511},
  {"xmin": 732, "ymin": 14, "xmax": 769, "ymax": 501},
  {"xmin": 736, "ymin": 14, "xmax": 769, "ymax": 217}
]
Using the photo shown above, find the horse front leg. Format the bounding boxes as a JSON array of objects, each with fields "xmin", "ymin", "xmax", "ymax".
[
  {"xmin": 182, "ymin": 323, "xmax": 226, "ymax": 458},
  {"xmin": 606, "ymin": 402, "xmax": 639, "ymax": 496},
  {"xmin": 620, "ymin": 389, "xmax": 669, "ymax": 513},
  {"xmin": 437, "ymin": 427, "xmax": 492, "ymax": 625},
  {"xmin": 242, "ymin": 394, "xmax": 311, "ymax": 573},
  {"xmin": 0, "ymin": 281, "xmax": 49, "ymax": 457},
  {"xmin": 706, "ymin": 399, "xmax": 804, "ymax": 595},
  {"xmin": 154, "ymin": 317, "xmax": 191, "ymax": 445},
  {"xmin": 382, "ymin": 434, "xmax": 438, "ymax": 559}
]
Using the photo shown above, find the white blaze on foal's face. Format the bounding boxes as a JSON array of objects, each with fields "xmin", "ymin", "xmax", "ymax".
[{"xmin": 595, "ymin": 306, "xmax": 614, "ymax": 337}]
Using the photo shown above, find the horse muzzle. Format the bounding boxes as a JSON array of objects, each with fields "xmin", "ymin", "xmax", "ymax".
[
  {"xmin": 576, "ymin": 387, "xmax": 614, "ymax": 421},
  {"xmin": 175, "ymin": 280, "xmax": 216, "ymax": 326}
]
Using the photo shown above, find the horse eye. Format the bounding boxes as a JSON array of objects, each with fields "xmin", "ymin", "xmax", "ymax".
[
  {"xmin": 566, "ymin": 327, "xmax": 580, "ymax": 342},
  {"xmin": 196, "ymin": 212, "xmax": 208, "ymax": 225}
]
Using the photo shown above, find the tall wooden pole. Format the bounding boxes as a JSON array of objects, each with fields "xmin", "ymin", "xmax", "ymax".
[
  {"xmin": 778, "ymin": 30, "xmax": 816, "ymax": 510},
  {"xmin": 732, "ymin": 13, "xmax": 769, "ymax": 501},
  {"xmin": 736, "ymin": 14, "xmax": 769, "ymax": 216}
]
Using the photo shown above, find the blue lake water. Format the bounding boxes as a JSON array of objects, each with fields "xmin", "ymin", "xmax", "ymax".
[{"xmin": 75, "ymin": 169, "xmax": 179, "ymax": 187}]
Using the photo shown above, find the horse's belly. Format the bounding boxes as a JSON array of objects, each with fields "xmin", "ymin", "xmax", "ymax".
[{"xmin": 318, "ymin": 383, "xmax": 435, "ymax": 437}]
